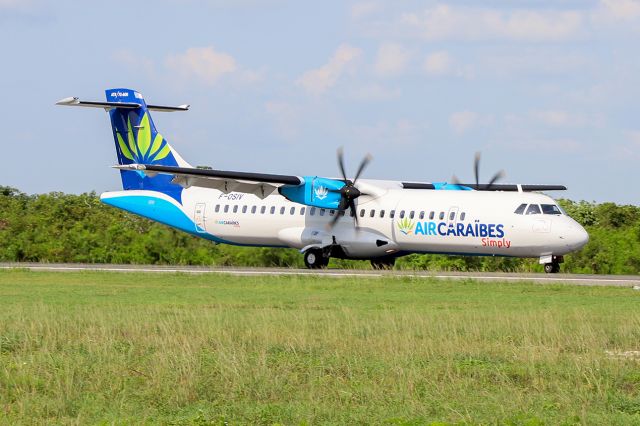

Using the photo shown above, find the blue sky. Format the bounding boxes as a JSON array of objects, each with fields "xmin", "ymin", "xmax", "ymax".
[{"xmin": 1, "ymin": 0, "xmax": 639, "ymax": 204}]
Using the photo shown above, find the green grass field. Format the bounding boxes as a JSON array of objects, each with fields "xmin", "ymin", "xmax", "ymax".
[{"xmin": 1, "ymin": 271, "xmax": 639, "ymax": 425}]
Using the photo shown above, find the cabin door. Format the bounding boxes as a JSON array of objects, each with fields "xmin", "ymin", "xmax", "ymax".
[{"xmin": 194, "ymin": 203, "xmax": 207, "ymax": 233}]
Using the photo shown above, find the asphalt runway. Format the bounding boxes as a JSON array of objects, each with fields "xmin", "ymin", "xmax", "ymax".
[{"xmin": 1, "ymin": 262, "xmax": 640, "ymax": 288}]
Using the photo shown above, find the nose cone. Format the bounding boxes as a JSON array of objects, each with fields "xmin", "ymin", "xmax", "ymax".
[{"xmin": 569, "ymin": 223, "xmax": 589, "ymax": 251}]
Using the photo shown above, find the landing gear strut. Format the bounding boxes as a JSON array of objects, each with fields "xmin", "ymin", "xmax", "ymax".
[
  {"xmin": 304, "ymin": 248, "xmax": 329, "ymax": 269},
  {"xmin": 371, "ymin": 257, "xmax": 396, "ymax": 270}
]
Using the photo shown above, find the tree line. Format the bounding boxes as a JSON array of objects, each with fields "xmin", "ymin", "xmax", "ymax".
[{"xmin": 1, "ymin": 186, "xmax": 638, "ymax": 273}]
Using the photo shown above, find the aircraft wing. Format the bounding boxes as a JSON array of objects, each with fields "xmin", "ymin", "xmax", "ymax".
[
  {"xmin": 115, "ymin": 164, "xmax": 302, "ymax": 199},
  {"xmin": 401, "ymin": 182, "xmax": 566, "ymax": 191}
]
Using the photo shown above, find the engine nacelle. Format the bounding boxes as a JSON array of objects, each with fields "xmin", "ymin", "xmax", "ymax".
[{"xmin": 279, "ymin": 176, "xmax": 345, "ymax": 210}]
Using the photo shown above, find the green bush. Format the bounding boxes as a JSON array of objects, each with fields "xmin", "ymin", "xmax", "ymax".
[{"xmin": 1, "ymin": 187, "xmax": 638, "ymax": 273}]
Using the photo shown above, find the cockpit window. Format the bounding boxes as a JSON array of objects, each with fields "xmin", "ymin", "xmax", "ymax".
[
  {"xmin": 514, "ymin": 203, "xmax": 527, "ymax": 215},
  {"xmin": 541, "ymin": 204, "xmax": 562, "ymax": 215},
  {"xmin": 526, "ymin": 204, "xmax": 541, "ymax": 215}
]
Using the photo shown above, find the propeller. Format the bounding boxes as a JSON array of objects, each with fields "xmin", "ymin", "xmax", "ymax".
[
  {"xmin": 452, "ymin": 152, "xmax": 504, "ymax": 191},
  {"xmin": 329, "ymin": 148, "xmax": 372, "ymax": 229}
]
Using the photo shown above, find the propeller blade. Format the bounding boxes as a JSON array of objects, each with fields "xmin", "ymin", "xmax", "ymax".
[
  {"xmin": 349, "ymin": 199, "xmax": 359, "ymax": 227},
  {"xmin": 474, "ymin": 152, "xmax": 481, "ymax": 187},
  {"xmin": 486, "ymin": 170, "xmax": 505, "ymax": 190},
  {"xmin": 328, "ymin": 210, "xmax": 342, "ymax": 229},
  {"xmin": 353, "ymin": 153, "xmax": 372, "ymax": 184},
  {"xmin": 337, "ymin": 147, "xmax": 347, "ymax": 182}
]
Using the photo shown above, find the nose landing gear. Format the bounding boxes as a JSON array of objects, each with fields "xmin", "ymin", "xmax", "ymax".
[
  {"xmin": 541, "ymin": 255, "xmax": 563, "ymax": 273},
  {"xmin": 544, "ymin": 262, "xmax": 561, "ymax": 274}
]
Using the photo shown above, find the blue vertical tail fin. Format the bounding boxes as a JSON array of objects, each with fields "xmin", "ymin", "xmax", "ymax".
[{"xmin": 56, "ymin": 88, "xmax": 191, "ymax": 203}]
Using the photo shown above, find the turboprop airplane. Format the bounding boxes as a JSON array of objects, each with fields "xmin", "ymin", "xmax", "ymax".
[{"xmin": 56, "ymin": 88, "xmax": 589, "ymax": 273}]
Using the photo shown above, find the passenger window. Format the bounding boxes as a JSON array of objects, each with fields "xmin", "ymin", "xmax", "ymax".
[
  {"xmin": 439, "ymin": 212, "xmax": 445, "ymax": 220},
  {"xmin": 215, "ymin": 204, "xmax": 220, "ymax": 213},
  {"xmin": 233, "ymin": 205, "xmax": 238, "ymax": 213},
  {"xmin": 310, "ymin": 207, "xmax": 316, "ymax": 216},
  {"xmin": 541, "ymin": 204, "xmax": 562, "ymax": 215},
  {"xmin": 320, "ymin": 209, "xmax": 325, "ymax": 216},
  {"xmin": 429, "ymin": 211, "xmax": 435, "ymax": 220},
  {"xmin": 339, "ymin": 210, "xmax": 345, "ymax": 216},
  {"xmin": 224, "ymin": 205, "xmax": 229, "ymax": 213},
  {"xmin": 300, "ymin": 207, "xmax": 306, "ymax": 215},
  {"xmin": 290, "ymin": 207, "xmax": 295, "ymax": 215},
  {"xmin": 270, "ymin": 206, "xmax": 275, "ymax": 214},
  {"xmin": 449, "ymin": 212, "xmax": 455, "ymax": 221},
  {"xmin": 242, "ymin": 206, "xmax": 247, "ymax": 214},
  {"xmin": 360, "ymin": 209, "xmax": 365, "ymax": 217},
  {"xmin": 514, "ymin": 203, "xmax": 527, "ymax": 215},
  {"xmin": 409, "ymin": 211, "xmax": 415, "ymax": 219},
  {"xmin": 260, "ymin": 206, "xmax": 266, "ymax": 214},
  {"xmin": 390, "ymin": 210, "xmax": 395, "ymax": 218},
  {"xmin": 280, "ymin": 206, "xmax": 285, "ymax": 215},
  {"xmin": 329, "ymin": 210, "xmax": 335, "ymax": 216},
  {"xmin": 380, "ymin": 210, "xmax": 385, "ymax": 218},
  {"xmin": 460, "ymin": 212, "xmax": 466, "ymax": 221},
  {"xmin": 400, "ymin": 210, "xmax": 405, "ymax": 219},
  {"xmin": 419, "ymin": 211, "xmax": 424, "ymax": 220},
  {"xmin": 526, "ymin": 204, "xmax": 541, "ymax": 215},
  {"xmin": 251, "ymin": 206, "xmax": 257, "ymax": 214}
]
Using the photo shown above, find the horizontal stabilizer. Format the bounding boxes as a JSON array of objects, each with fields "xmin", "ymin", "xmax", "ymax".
[{"xmin": 55, "ymin": 97, "xmax": 190, "ymax": 112}]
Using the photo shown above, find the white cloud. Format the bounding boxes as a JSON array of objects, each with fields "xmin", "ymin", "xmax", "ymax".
[
  {"xmin": 351, "ymin": 1, "xmax": 381, "ymax": 19},
  {"xmin": 395, "ymin": 4, "xmax": 584, "ymax": 42},
  {"xmin": 530, "ymin": 110, "xmax": 587, "ymax": 127},
  {"xmin": 165, "ymin": 47, "xmax": 237, "ymax": 85},
  {"xmin": 297, "ymin": 44, "xmax": 362, "ymax": 95},
  {"xmin": 374, "ymin": 42, "xmax": 410, "ymax": 76},
  {"xmin": 598, "ymin": 0, "xmax": 640, "ymax": 20},
  {"xmin": 423, "ymin": 51, "xmax": 451, "ymax": 75},
  {"xmin": 506, "ymin": 137, "xmax": 581, "ymax": 153},
  {"xmin": 348, "ymin": 84, "xmax": 401, "ymax": 101},
  {"xmin": 352, "ymin": 119, "xmax": 422, "ymax": 148},
  {"xmin": 0, "ymin": 0, "xmax": 36, "ymax": 9},
  {"xmin": 479, "ymin": 50, "xmax": 589, "ymax": 77},
  {"xmin": 449, "ymin": 111, "xmax": 479, "ymax": 134}
]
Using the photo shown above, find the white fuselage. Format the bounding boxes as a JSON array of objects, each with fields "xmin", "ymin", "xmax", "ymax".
[{"xmin": 102, "ymin": 179, "xmax": 589, "ymax": 260}]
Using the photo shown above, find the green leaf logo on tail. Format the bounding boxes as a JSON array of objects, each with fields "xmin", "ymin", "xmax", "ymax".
[
  {"xmin": 116, "ymin": 112, "xmax": 171, "ymax": 163},
  {"xmin": 397, "ymin": 217, "xmax": 415, "ymax": 235}
]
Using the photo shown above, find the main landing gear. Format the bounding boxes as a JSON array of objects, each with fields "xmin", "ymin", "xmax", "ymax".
[{"xmin": 303, "ymin": 248, "xmax": 329, "ymax": 269}]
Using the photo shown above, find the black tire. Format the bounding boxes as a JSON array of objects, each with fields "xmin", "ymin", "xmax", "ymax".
[
  {"xmin": 544, "ymin": 263, "xmax": 560, "ymax": 274},
  {"xmin": 304, "ymin": 249, "xmax": 326, "ymax": 269},
  {"xmin": 371, "ymin": 257, "xmax": 396, "ymax": 270}
]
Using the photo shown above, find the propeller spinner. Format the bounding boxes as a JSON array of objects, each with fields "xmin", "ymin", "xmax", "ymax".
[{"xmin": 329, "ymin": 148, "xmax": 372, "ymax": 228}]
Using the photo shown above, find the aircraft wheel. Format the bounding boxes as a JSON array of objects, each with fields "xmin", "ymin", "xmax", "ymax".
[
  {"xmin": 304, "ymin": 249, "xmax": 327, "ymax": 269},
  {"xmin": 544, "ymin": 262, "xmax": 560, "ymax": 274},
  {"xmin": 371, "ymin": 257, "xmax": 396, "ymax": 270}
]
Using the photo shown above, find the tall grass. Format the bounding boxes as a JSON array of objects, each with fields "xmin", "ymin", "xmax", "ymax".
[{"xmin": 1, "ymin": 271, "xmax": 639, "ymax": 424}]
